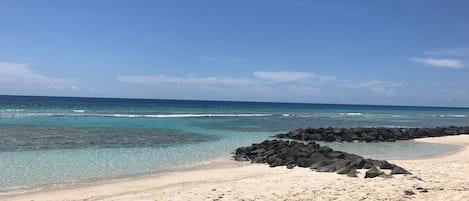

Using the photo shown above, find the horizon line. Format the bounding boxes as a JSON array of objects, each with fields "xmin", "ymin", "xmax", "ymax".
[{"xmin": 1, "ymin": 94, "xmax": 468, "ymax": 110}]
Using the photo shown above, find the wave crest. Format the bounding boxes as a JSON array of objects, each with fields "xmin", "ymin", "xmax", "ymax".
[{"xmin": 0, "ymin": 112, "xmax": 273, "ymax": 118}]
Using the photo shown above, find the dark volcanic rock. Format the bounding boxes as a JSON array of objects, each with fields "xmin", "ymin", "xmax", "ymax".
[
  {"xmin": 233, "ymin": 139, "xmax": 411, "ymax": 178},
  {"xmin": 344, "ymin": 153, "xmax": 364, "ymax": 162},
  {"xmin": 310, "ymin": 161, "xmax": 332, "ymax": 170},
  {"xmin": 296, "ymin": 157, "xmax": 316, "ymax": 167},
  {"xmin": 390, "ymin": 166, "xmax": 412, "ymax": 175},
  {"xmin": 362, "ymin": 162, "xmax": 375, "ymax": 169},
  {"xmin": 233, "ymin": 154, "xmax": 249, "ymax": 162},
  {"xmin": 365, "ymin": 167, "xmax": 385, "ymax": 178},
  {"xmin": 270, "ymin": 158, "xmax": 284, "ymax": 167},
  {"xmin": 325, "ymin": 151, "xmax": 346, "ymax": 159},
  {"xmin": 378, "ymin": 160, "xmax": 395, "ymax": 170},
  {"xmin": 351, "ymin": 158, "xmax": 367, "ymax": 169},
  {"xmin": 316, "ymin": 164, "xmax": 336, "ymax": 172},
  {"xmin": 310, "ymin": 152, "xmax": 328, "ymax": 162},
  {"xmin": 332, "ymin": 159, "xmax": 350, "ymax": 170},
  {"xmin": 368, "ymin": 160, "xmax": 394, "ymax": 169},
  {"xmin": 336, "ymin": 164, "xmax": 356, "ymax": 175},
  {"xmin": 318, "ymin": 146, "xmax": 333, "ymax": 153},
  {"xmin": 274, "ymin": 126, "xmax": 469, "ymax": 143},
  {"xmin": 347, "ymin": 169, "xmax": 359, "ymax": 177}
]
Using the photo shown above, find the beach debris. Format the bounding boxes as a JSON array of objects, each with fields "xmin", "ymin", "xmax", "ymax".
[
  {"xmin": 408, "ymin": 176, "xmax": 424, "ymax": 181},
  {"xmin": 286, "ymin": 164, "xmax": 296, "ymax": 169},
  {"xmin": 275, "ymin": 126, "xmax": 469, "ymax": 142},
  {"xmin": 404, "ymin": 190, "xmax": 416, "ymax": 195},
  {"xmin": 416, "ymin": 187, "xmax": 429, "ymax": 193},
  {"xmin": 403, "ymin": 186, "xmax": 429, "ymax": 197},
  {"xmin": 233, "ymin": 140, "xmax": 411, "ymax": 178}
]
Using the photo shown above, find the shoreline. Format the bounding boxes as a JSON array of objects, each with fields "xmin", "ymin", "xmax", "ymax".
[
  {"xmin": 405, "ymin": 137, "xmax": 467, "ymax": 159},
  {"xmin": 0, "ymin": 157, "xmax": 244, "ymax": 197},
  {"xmin": 3, "ymin": 135, "xmax": 469, "ymax": 201},
  {"xmin": 0, "ymin": 138, "xmax": 462, "ymax": 197}
]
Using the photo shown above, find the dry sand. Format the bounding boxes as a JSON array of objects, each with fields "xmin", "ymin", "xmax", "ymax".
[{"xmin": 3, "ymin": 135, "xmax": 469, "ymax": 201}]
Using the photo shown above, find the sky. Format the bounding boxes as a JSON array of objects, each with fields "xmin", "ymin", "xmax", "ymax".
[{"xmin": 1, "ymin": 0, "xmax": 469, "ymax": 107}]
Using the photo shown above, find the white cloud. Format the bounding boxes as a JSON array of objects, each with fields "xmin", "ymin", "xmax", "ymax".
[
  {"xmin": 253, "ymin": 71, "xmax": 333, "ymax": 82},
  {"xmin": 0, "ymin": 62, "xmax": 54, "ymax": 82},
  {"xmin": 412, "ymin": 57, "xmax": 465, "ymax": 69},
  {"xmin": 117, "ymin": 75, "xmax": 257, "ymax": 88},
  {"xmin": 0, "ymin": 62, "xmax": 73, "ymax": 91},
  {"xmin": 254, "ymin": 71, "xmax": 314, "ymax": 82},
  {"xmin": 118, "ymin": 71, "xmax": 337, "ymax": 89},
  {"xmin": 118, "ymin": 71, "xmax": 400, "ymax": 100},
  {"xmin": 424, "ymin": 47, "xmax": 469, "ymax": 57},
  {"xmin": 345, "ymin": 80, "xmax": 401, "ymax": 96}
]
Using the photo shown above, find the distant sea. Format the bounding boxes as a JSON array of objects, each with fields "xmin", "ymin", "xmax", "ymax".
[{"xmin": 1, "ymin": 95, "xmax": 468, "ymax": 194}]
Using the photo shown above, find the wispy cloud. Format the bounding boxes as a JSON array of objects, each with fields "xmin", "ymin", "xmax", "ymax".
[
  {"xmin": 411, "ymin": 57, "xmax": 465, "ymax": 69},
  {"xmin": 117, "ymin": 75, "xmax": 257, "ymax": 88},
  {"xmin": 344, "ymin": 80, "xmax": 401, "ymax": 96},
  {"xmin": 115, "ymin": 69, "xmax": 407, "ymax": 106},
  {"xmin": 118, "ymin": 71, "xmax": 336, "ymax": 88},
  {"xmin": 0, "ymin": 62, "xmax": 75, "ymax": 91},
  {"xmin": 253, "ymin": 71, "xmax": 335, "ymax": 82},
  {"xmin": 254, "ymin": 71, "xmax": 314, "ymax": 82},
  {"xmin": 424, "ymin": 47, "xmax": 469, "ymax": 57},
  {"xmin": 412, "ymin": 47, "xmax": 469, "ymax": 69}
]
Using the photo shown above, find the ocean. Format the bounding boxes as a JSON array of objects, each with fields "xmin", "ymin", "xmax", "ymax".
[{"xmin": 1, "ymin": 95, "xmax": 468, "ymax": 193}]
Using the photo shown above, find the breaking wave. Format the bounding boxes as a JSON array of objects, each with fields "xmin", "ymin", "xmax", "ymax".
[
  {"xmin": 434, "ymin": 114, "xmax": 467, "ymax": 118},
  {"xmin": 0, "ymin": 112, "xmax": 273, "ymax": 118}
]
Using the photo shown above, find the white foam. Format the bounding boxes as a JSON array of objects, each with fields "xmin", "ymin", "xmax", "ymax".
[
  {"xmin": 72, "ymin": 110, "xmax": 85, "ymax": 113},
  {"xmin": 294, "ymin": 114, "xmax": 315, "ymax": 118},
  {"xmin": 0, "ymin": 112, "xmax": 273, "ymax": 118},
  {"xmin": 338, "ymin": 112, "xmax": 363, "ymax": 116},
  {"xmin": 107, "ymin": 114, "xmax": 273, "ymax": 118},
  {"xmin": 0, "ymin": 109, "xmax": 25, "ymax": 112},
  {"xmin": 436, "ymin": 114, "xmax": 467, "ymax": 118}
]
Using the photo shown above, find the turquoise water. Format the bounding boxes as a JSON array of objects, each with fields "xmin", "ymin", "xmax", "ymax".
[{"xmin": 1, "ymin": 95, "xmax": 468, "ymax": 192}]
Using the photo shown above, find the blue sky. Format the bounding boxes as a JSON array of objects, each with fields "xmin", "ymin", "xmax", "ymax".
[{"xmin": 1, "ymin": 0, "xmax": 469, "ymax": 107}]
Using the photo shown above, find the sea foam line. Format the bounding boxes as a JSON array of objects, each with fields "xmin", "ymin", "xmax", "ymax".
[
  {"xmin": 107, "ymin": 114, "xmax": 273, "ymax": 118},
  {"xmin": 434, "ymin": 114, "xmax": 467, "ymax": 118},
  {"xmin": 0, "ymin": 113, "xmax": 273, "ymax": 118},
  {"xmin": 338, "ymin": 112, "xmax": 363, "ymax": 116}
]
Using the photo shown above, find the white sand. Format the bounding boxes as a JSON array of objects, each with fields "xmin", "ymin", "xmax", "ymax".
[{"xmin": 3, "ymin": 135, "xmax": 469, "ymax": 201}]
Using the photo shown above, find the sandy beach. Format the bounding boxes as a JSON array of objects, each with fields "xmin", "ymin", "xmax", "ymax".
[{"xmin": 3, "ymin": 135, "xmax": 469, "ymax": 201}]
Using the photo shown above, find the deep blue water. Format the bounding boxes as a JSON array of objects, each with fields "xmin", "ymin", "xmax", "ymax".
[{"xmin": 1, "ymin": 95, "xmax": 468, "ymax": 193}]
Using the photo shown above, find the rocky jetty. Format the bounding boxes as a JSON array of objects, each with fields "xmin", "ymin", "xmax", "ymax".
[
  {"xmin": 275, "ymin": 126, "xmax": 469, "ymax": 142},
  {"xmin": 234, "ymin": 140, "xmax": 411, "ymax": 178}
]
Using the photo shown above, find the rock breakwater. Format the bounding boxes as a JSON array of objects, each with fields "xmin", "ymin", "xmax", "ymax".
[
  {"xmin": 275, "ymin": 126, "xmax": 469, "ymax": 142},
  {"xmin": 234, "ymin": 140, "xmax": 411, "ymax": 178}
]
